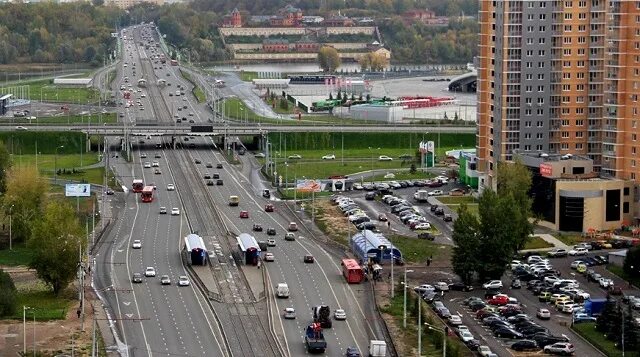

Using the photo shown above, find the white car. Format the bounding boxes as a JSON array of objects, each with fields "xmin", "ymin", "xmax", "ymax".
[
  {"xmin": 378, "ymin": 155, "xmax": 393, "ymax": 161},
  {"xmin": 264, "ymin": 253, "xmax": 275, "ymax": 262},
  {"xmin": 171, "ymin": 207, "xmax": 180, "ymax": 215},
  {"xmin": 568, "ymin": 247, "xmax": 588, "ymax": 256},
  {"xmin": 456, "ymin": 325, "xmax": 470, "ymax": 336},
  {"xmin": 459, "ymin": 330, "xmax": 474, "ymax": 343},
  {"xmin": 178, "ymin": 276, "xmax": 190, "ymax": 286},
  {"xmin": 283, "ymin": 307, "xmax": 296, "ymax": 319},
  {"xmin": 152, "ymin": 161, "xmax": 160, "ymax": 167},
  {"xmin": 15, "ymin": 126, "xmax": 28, "ymax": 131},
  {"xmin": 267, "ymin": 239, "xmax": 276, "ymax": 247},
  {"xmin": 288, "ymin": 154, "xmax": 302, "ymax": 159},
  {"xmin": 478, "ymin": 346, "xmax": 493, "ymax": 357},
  {"xmin": 434, "ymin": 281, "xmax": 450, "ymax": 291},
  {"xmin": 544, "ymin": 342, "xmax": 575, "ymax": 355},
  {"xmin": 414, "ymin": 284, "xmax": 436, "ymax": 293},
  {"xmin": 414, "ymin": 223, "xmax": 432, "ymax": 230},
  {"xmin": 254, "ymin": 153, "xmax": 266, "ymax": 158},
  {"xmin": 334, "ymin": 309, "xmax": 347, "ymax": 320},
  {"xmin": 570, "ymin": 260, "xmax": 584, "ymax": 269},
  {"xmin": 144, "ymin": 267, "xmax": 156, "ymax": 277},
  {"xmin": 482, "ymin": 280, "xmax": 503, "ymax": 289},
  {"xmin": 143, "ymin": 162, "xmax": 151, "ymax": 168},
  {"xmin": 428, "ymin": 190, "xmax": 444, "ymax": 196},
  {"xmin": 322, "ymin": 154, "xmax": 336, "ymax": 160},
  {"xmin": 448, "ymin": 315, "xmax": 462, "ymax": 325},
  {"xmin": 132, "ymin": 240, "xmax": 142, "ymax": 249},
  {"xmin": 167, "ymin": 183, "xmax": 175, "ymax": 191}
]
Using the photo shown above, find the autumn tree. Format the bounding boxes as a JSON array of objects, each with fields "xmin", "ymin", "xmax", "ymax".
[
  {"xmin": 3, "ymin": 167, "xmax": 49, "ymax": 243},
  {"xmin": 0, "ymin": 269, "xmax": 17, "ymax": 317},
  {"xmin": 29, "ymin": 201, "xmax": 84, "ymax": 295},
  {"xmin": 358, "ymin": 52, "xmax": 389, "ymax": 71},
  {"xmin": 317, "ymin": 46, "xmax": 341, "ymax": 72}
]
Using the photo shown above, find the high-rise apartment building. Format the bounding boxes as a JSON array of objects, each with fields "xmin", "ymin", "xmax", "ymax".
[{"xmin": 477, "ymin": 0, "xmax": 640, "ymax": 188}]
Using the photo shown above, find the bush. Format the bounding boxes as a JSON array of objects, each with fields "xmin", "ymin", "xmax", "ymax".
[{"xmin": 0, "ymin": 269, "xmax": 17, "ymax": 317}]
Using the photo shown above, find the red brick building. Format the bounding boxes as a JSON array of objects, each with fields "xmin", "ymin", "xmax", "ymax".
[
  {"xmin": 270, "ymin": 4, "xmax": 302, "ymax": 27},
  {"xmin": 294, "ymin": 40, "xmax": 320, "ymax": 53},
  {"xmin": 222, "ymin": 8, "xmax": 242, "ymax": 28},
  {"xmin": 262, "ymin": 39, "xmax": 290, "ymax": 52}
]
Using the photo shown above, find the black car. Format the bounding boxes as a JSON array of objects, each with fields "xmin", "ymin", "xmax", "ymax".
[
  {"xmin": 448, "ymin": 282, "xmax": 473, "ymax": 291},
  {"xmin": 263, "ymin": 189, "xmax": 271, "ymax": 198},
  {"xmin": 213, "ymin": 173, "xmax": 220, "ymax": 179},
  {"xmin": 345, "ymin": 346, "xmax": 361, "ymax": 357},
  {"xmin": 206, "ymin": 180, "xmax": 214, "ymax": 186},
  {"xmin": 430, "ymin": 204, "xmax": 438, "ymax": 212},
  {"xmin": 253, "ymin": 224, "xmax": 263, "ymax": 232},
  {"xmin": 494, "ymin": 327, "xmax": 523, "ymax": 339},
  {"xmin": 365, "ymin": 192, "xmax": 376, "ymax": 200},
  {"xmin": 106, "ymin": 188, "xmax": 115, "ymax": 195},
  {"xmin": 422, "ymin": 291, "xmax": 441, "ymax": 304},
  {"xmin": 511, "ymin": 340, "xmax": 540, "ymax": 352},
  {"xmin": 194, "ymin": 159, "xmax": 201, "ymax": 164},
  {"xmin": 204, "ymin": 173, "xmax": 211, "ymax": 179},
  {"xmin": 206, "ymin": 163, "xmax": 213, "ymax": 168},
  {"xmin": 485, "ymin": 288, "xmax": 502, "ymax": 299},
  {"xmin": 418, "ymin": 232, "xmax": 435, "ymax": 240},
  {"xmin": 217, "ymin": 163, "xmax": 223, "ymax": 169},
  {"xmin": 216, "ymin": 179, "xmax": 224, "ymax": 186},
  {"xmin": 443, "ymin": 214, "xmax": 453, "ymax": 222},
  {"xmin": 465, "ymin": 339, "xmax": 481, "ymax": 351},
  {"xmin": 132, "ymin": 272, "xmax": 143, "ymax": 283},
  {"xmin": 266, "ymin": 228, "xmax": 276, "ymax": 236},
  {"xmin": 532, "ymin": 334, "xmax": 570, "ymax": 348},
  {"xmin": 469, "ymin": 301, "xmax": 487, "ymax": 312},
  {"xmin": 434, "ymin": 207, "xmax": 445, "ymax": 216}
]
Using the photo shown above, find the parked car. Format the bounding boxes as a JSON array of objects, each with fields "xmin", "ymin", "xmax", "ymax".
[
  {"xmin": 544, "ymin": 342, "xmax": 575, "ymax": 355},
  {"xmin": 548, "ymin": 248, "xmax": 568, "ymax": 257},
  {"xmin": 483, "ymin": 280, "xmax": 504, "ymax": 289},
  {"xmin": 511, "ymin": 340, "xmax": 540, "ymax": 352},
  {"xmin": 536, "ymin": 308, "xmax": 551, "ymax": 320}
]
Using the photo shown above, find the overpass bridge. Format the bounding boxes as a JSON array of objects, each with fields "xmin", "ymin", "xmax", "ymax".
[{"xmin": 1, "ymin": 123, "xmax": 476, "ymax": 136}]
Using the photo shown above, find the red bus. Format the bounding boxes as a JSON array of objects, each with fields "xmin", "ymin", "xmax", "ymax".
[
  {"xmin": 341, "ymin": 259, "xmax": 364, "ymax": 284},
  {"xmin": 132, "ymin": 179, "xmax": 144, "ymax": 193},
  {"xmin": 170, "ymin": 59, "xmax": 178, "ymax": 66},
  {"xmin": 141, "ymin": 186, "xmax": 154, "ymax": 202}
]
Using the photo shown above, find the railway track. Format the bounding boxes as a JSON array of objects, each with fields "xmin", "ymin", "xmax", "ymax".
[{"xmin": 138, "ymin": 41, "xmax": 280, "ymax": 356}]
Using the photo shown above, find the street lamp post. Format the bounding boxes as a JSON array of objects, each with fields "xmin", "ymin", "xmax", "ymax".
[
  {"xmin": 425, "ymin": 322, "xmax": 448, "ymax": 357},
  {"xmin": 23, "ymin": 306, "xmax": 30, "ymax": 355},
  {"xmin": 403, "ymin": 269, "xmax": 414, "ymax": 328},
  {"xmin": 9, "ymin": 204, "xmax": 14, "ymax": 250},
  {"xmin": 54, "ymin": 145, "xmax": 64, "ymax": 184}
]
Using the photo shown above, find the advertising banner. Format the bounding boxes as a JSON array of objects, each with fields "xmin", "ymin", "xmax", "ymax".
[
  {"xmin": 295, "ymin": 179, "xmax": 321, "ymax": 193},
  {"xmin": 540, "ymin": 163, "xmax": 553, "ymax": 177},
  {"xmin": 65, "ymin": 184, "xmax": 91, "ymax": 197}
]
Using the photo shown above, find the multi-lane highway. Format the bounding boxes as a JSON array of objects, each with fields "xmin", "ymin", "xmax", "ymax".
[{"xmin": 92, "ymin": 23, "xmax": 394, "ymax": 357}]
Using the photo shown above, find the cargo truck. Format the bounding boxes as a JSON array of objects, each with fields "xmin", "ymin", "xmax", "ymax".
[
  {"xmin": 368, "ymin": 340, "xmax": 387, "ymax": 357},
  {"xmin": 313, "ymin": 305, "xmax": 332, "ymax": 328},
  {"xmin": 304, "ymin": 323, "xmax": 327, "ymax": 353},
  {"xmin": 413, "ymin": 190, "xmax": 430, "ymax": 203},
  {"xmin": 584, "ymin": 298, "xmax": 607, "ymax": 316}
]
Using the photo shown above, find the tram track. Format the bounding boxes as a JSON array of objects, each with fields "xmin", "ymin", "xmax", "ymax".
[{"xmin": 139, "ymin": 41, "xmax": 281, "ymax": 356}]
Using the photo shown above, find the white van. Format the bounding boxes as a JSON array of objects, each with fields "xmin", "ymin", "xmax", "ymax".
[{"xmin": 276, "ymin": 283, "xmax": 289, "ymax": 298}]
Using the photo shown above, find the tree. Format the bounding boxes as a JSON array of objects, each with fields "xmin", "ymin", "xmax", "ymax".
[
  {"xmin": 624, "ymin": 246, "xmax": 640, "ymax": 279},
  {"xmin": 0, "ymin": 140, "xmax": 12, "ymax": 193},
  {"xmin": 496, "ymin": 160, "xmax": 535, "ymax": 250},
  {"xmin": 451, "ymin": 204, "xmax": 481, "ymax": 284},
  {"xmin": 620, "ymin": 304, "xmax": 640, "ymax": 352},
  {"xmin": 3, "ymin": 167, "xmax": 49, "ymax": 243},
  {"xmin": 317, "ymin": 46, "xmax": 341, "ymax": 72},
  {"xmin": 596, "ymin": 296, "xmax": 619, "ymax": 334},
  {"xmin": 0, "ymin": 269, "xmax": 17, "ymax": 317},
  {"xmin": 29, "ymin": 201, "xmax": 84, "ymax": 295}
]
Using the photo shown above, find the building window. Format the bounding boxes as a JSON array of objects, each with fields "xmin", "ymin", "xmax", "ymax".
[
  {"xmin": 576, "ymin": 119, "xmax": 584, "ymax": 125},
  {"xmin": 562, "ymin": 132, "xmax": 570, "ymax": 138},
  {"xmin": 633, "ymin": 147, "xmax": 637, "ymax": 155},
  {"xmin": 634, "ymin": 134, "xmax": 638, "ymax": 141},
  {"xmin": 624, "ymin": 202, "xmax": 630, "ymax": 214},
  {"xmin": 625, "ymin": 187, "xmax": 631, "ymax": 196},
  {"xmin": 576, "ymin": 143, "xmax": 583, "ymax": 149},
  {"xmin": 561, "ymin": 143, "xmax": 569, "ymax": 150}
]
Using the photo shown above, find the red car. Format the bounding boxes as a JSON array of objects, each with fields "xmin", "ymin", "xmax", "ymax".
[
  {"xmin": 239, "ymin": 211, "xmax": 249, "ymax": 218},
  {"xmin": 488, "ymin": 294, "xmax": 509, "ymax": 306},
  {"xmin": 265, "ymin": 204, "xmax": 274, "ymax": 212}
]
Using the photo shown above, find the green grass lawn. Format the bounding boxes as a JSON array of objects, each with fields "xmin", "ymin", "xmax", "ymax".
[
  {"xmin": 523, "ymin": 236, "xmax": 554, "ymax": 250},
  {"xmin": 0, "ymin": 242, "xmax": 34, "ymax": 266},
  {"xmin": 239, "ymin": 71, "xmax": 259, "ymax": 81},
  {"xmin": 27, "ymin": 79, "xmax": 100, "ymax": 103},
  {"xmin": 10, "ymin": 290, "xmax": 70, "ymax": 321},
  {"xmin": 12, "ymin": 113, "xmax": 117, "ymax": 125},
  {"xmin": 57, "ymin": 167, "xmax": 106, "ymax": 185},
  {"xmin": 387, "ymin": 234, "xmax": 451, "ymax": 264},
  {"xmin": 12, "ymin": 154, "xmax": 101, "ymax": 173},
  {"xmin": 267, "ymin": 159, "xmax": 418, "ymax": 180},
  {"xmin": 607, "ymin": 264, "xmax": 640, "ymax": 289},
  {"xmin": 555, "ymin": 233, "xmax": 583, "ymax": 246},
  {"xmin": 368, "ymin": 171, "xmax": 435, "ymax": 182},
  {"xmin": 572, "ymin": 323, "xmax": 622, "ymax": 357},
  {"xmin": 179, "ymin": 69, "xmax": 206, "ymax": 103}
]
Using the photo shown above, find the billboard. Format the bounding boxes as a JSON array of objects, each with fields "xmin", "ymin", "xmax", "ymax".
[
  {"xmin": 540, "ymin": 164, "xmax": 553, "ymax": 177},
  {"xmin": 65, "ymin": 184, "xmax": 91, "ymax": 197},
  {"xmin": 295, "ymin": 179, "xmax": 321, "ymax": 193}
]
